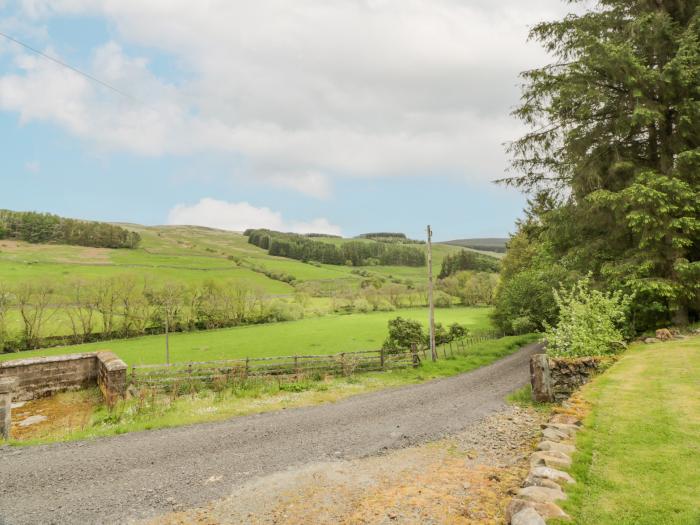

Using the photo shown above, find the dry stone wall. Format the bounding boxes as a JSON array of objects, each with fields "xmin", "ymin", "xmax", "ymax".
[{"xmin": 530, "ymin": 354, "xmax": 604, "ymax": 403}]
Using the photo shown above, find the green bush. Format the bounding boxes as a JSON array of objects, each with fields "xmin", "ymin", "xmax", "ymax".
[
  {"xmin": 545, "ymin": 277, "xmax": 632, "ymax": 358},
  {"xmin": 382, "ymin": 317, "xmax": 424, "ymax": 353}
]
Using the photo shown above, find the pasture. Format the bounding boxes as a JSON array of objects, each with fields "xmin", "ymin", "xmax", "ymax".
[{"xmin": 0, "ymin": 306, "xmax": 494, "ymax": 365}]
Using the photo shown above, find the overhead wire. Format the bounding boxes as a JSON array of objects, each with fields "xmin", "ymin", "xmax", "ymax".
[{"xmin": 0, "ymin": 30, "xmax": 136, "ymax": 101}]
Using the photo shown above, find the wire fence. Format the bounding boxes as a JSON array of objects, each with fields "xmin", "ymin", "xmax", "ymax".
[{"xmin": 128, "ymin": 331, "xmax": 504, "ymax": 392}]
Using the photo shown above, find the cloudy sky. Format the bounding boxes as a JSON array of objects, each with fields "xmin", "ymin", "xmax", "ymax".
[{"xmin": 0, "ymin": 0, "xmax": 572, "ymax": 240}]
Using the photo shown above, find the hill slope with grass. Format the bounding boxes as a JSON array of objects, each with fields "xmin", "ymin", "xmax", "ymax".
[{"xmin": 0, "ymin": 218, "xmax": 501, "ymax": 352}]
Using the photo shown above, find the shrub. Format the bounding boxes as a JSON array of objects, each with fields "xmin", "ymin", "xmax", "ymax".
[
  {"xmin": 382, "ymin": 317, "xmax": 424, "ymax": 353},
  {"xmin": 433, "ymin": 290, "xmax": 453, "ymax": 308},
  {"xmin": 545, "ymin": 277, "xmax": 632, "ymax": 358}
]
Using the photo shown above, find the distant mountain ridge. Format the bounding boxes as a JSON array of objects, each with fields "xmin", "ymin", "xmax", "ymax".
[{"xmin": 443, "ymin": 238, "xmax": 507, "ymax": 254}]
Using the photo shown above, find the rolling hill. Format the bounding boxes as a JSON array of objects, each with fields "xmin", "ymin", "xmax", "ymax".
[{"xmin": 443, "ymin": 237, "xmax": 508, "ymax": 255}]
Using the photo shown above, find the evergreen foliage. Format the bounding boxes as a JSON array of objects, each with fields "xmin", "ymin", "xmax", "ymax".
[
  {"xmin": 496, "ymin": 0, "xmax": 700, "ymax": 332},
  {"xmin": 246, "ymin": 229, "xmax": 426, "ymax": 267},
  {"xmin": 0, "ymin": 209, "xmax": 140, "ymax": 249},
  {"xmin": 438, "ymin": 249, "xmax": 500, "ymax": 278}
]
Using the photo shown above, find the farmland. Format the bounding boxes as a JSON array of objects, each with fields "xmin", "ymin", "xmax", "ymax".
[
  {"xmin": 0, "ymin": 305, "xmax": 493, "ymax": 365},
  {"xmin": 0, "ymin": 222, "xmax": 502, "ymax": 353}
]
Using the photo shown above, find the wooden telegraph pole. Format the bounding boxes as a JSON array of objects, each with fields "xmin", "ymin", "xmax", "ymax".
[
  {"xmin": 427, "ymin": 225, "xmax": 437, "ymax": 362},
  {"xmin": 165, "ymin": 314, "xmax": 170, "ymax": 365}
]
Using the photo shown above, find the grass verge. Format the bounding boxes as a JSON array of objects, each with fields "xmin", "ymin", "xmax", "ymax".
[
  {"xmin": 506, "ymin": 384, "xmax": 554, "ymax": 415},
  {"xmin": 6, "ymin": 334, "xmax": 538, "ymax": 446},
  {"xmin": 553, "ymin": 336, "xmax": 700, "ymax": 525}
]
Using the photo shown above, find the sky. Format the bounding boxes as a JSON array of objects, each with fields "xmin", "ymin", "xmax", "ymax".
[{"xmin": 0, "ymin": 0, "xmax": 573, "ymax": 241}]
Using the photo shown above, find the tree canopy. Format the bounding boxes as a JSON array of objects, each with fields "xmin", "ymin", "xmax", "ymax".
[
  {"xmin": 0, "ymin": 209, "xmax": 140, "ymax": 249},
  {"xmin": 495, "ymin": 0, "xmax": 700, "ymax": 331}
]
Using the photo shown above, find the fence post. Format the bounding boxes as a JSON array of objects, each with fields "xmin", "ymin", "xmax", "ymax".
[
  {"xmin": 380, "ymin": 347, "xmax": 385, "ymax": 371},
  {"xmin": 340, "ymin": 353, "xmax": 346, "ymax": 376},
  {"xmin": 294, "ymin": 356, "xmax": 300, "ymax": 377},
  {"xmin": 442, "ymin": 343, "xmax": 447, "ymax": 359},
  {"xmin": 411, "ymin": 343, "xmax": 420, "ymax": 368},
  {"xmin": 449, "ymin": 341, "xmax": 454, "ymax": 357},
  {"xmin": 245, "ymin": 357, "xmax": 249, "ymax": 379}
]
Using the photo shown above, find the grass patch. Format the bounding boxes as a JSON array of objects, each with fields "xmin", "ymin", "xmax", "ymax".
[
  {"xmin": 0, "ymin": 306, "xmax": 494, "ymax": 365},
  {"xmin": 506, "ymin": 384, "xmax": 554, "ymax": 414},
  {"xmin": 553, "ymin": 336, "xmax": 700, "ymax": 525},
  {"xmin": 6, "ymin": 334, "xmax": 537, "ymax": 446}
]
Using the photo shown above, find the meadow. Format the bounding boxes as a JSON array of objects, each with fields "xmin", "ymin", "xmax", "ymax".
[
  {"xmin": 0, "ymin": 306, "xmax": 493, "ymax": 365},
  {"xmin": 0, "ymin": 223, "xmax": 497, "ymax": 349}
]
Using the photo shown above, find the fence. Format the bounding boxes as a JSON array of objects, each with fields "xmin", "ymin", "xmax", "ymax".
[{"xmin": 128, "ymin": 331, "xmax": 503, "ymax": 390}]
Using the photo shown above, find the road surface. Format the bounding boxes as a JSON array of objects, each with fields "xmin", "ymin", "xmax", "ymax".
[{"xmin": 0, "ymin": 342, "xmax": 541, "ymax": 524}]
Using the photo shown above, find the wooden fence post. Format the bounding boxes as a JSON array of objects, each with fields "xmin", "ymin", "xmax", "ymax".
[
  {"xmin": 380, "ymin": 347, "xmax": 385, "ymax": 371},
  {"xmin": 294, "ymin": 356, "xmax": 300, "ymax": 377},
  {"xmin": 340, "ymin": 353, "xmax": 346, "ymax": 376},
  {"xmin": 245, "ymin": 357, "xmax": 249, "ymax": 379},
  {"xmin": 411, "ymin": 343, "xmax": 420, "ymax": 368}
]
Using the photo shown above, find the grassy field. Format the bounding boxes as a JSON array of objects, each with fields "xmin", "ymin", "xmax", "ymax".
[
  {"xmin": 0, "ymin": 224, "xmax": 495, "ymax": 342},
  {"xmin": 0, "ymin": 225, "xmax": 465, "ymax": 290},
  {"xmin": 0, "ymin": 306, "xmax": 494, "ymax": 365},
  {"xmin": 9, "ymin": 333, "xmax": 536, "ymax": 445},
  {"xmin": 556, "ymin": 336, "xmax": 700, "ymax": 525}
]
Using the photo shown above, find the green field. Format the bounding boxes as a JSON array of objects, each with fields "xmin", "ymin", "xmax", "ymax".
[
  {"xmin": 0, "ymin": 306, "xmax": 493, "ymax": 365},
  {"xmin": 557, "ymin": 337, "xmax": 700, "ymax": 524},
  {"xmin": 0, "ymin": 225, "xmax": 466, "ymax": 290},
  {"xmin": 0, "ymin": 224, "xmax": 493, "ymax": 345}
]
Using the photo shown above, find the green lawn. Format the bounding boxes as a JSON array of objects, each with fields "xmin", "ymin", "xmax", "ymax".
[
  {"xmin": 0, "ymin": 306, "xmax": 494, "ymax": 365},
  {"xmin": 557, "ymin": 336, "xmax": 700, "ymax": 525}
]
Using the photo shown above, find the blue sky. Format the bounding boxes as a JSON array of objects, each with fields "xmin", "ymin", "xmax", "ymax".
[{"xmin": 0, "ymin": 1, "xmax": 568, "ymax": 240}]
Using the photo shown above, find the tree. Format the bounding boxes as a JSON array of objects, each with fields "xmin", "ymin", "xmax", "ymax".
[
  {"xmin": 65, "ymin": 279, "xmax": 97, "ymax": 343},
  {"xmin": 0, "ymin": 283, "xmax": 12, "ymax": 350},
  {"xmin": 15, "ymin": 281, "xmax": 55, "ymax": 349},
  {"xmin": 500, "ymin": 0, "xmax": 700, "ymax": 329},
  {"xmin": 147, "ymin": 282, "xmax": 186, "ymax": 364},
  {"xmin": 382, "ymin": 317, "xmax": 425, "ymax": 353}
]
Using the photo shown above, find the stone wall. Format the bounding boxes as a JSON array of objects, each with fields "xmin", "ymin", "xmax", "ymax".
[
  {"xmin": 530, "ymin": 354, "xmax": 604, "ymax": 403},
  {"xmin": 0, "ymin": 352, "xmax": 127, "ymax": 402}
]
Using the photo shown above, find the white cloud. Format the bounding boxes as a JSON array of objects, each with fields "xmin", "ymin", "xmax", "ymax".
[
  {"xmin": 167, "ymin": 198, "xmax": 342, "ymax": 235},
  {"xmin": 2, "ymin": 1, "xmax": 573, "ymax": 196}
]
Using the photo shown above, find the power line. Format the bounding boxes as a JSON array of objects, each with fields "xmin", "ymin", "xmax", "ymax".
[{"xmin": 0, "ymin": 30, "xmax": 136, "ymax": 101}]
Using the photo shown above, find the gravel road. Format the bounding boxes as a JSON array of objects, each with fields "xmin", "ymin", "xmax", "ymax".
[{"xmin": 0, "ymin": 342, "xmax": 541, "ymax": 525}]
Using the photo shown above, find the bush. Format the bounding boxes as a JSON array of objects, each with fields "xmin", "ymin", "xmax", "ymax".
[
  {"xmin": 433, "ymin": 290, "xmax": 453, "ymax": 308},
  {"xmin": 545, "ymin": 277, "xmax": 632, "ymax": 358},
  {"xmin": 492, "ymin": 265, "xmax": 573, "ymax": 334},
  {"xmin": 354, "ymin": 298, "xmax": 372, "ymax": 313},
  {"xmin": 382, "ymin": 317, "xmax": 424, "ymax": 353}
]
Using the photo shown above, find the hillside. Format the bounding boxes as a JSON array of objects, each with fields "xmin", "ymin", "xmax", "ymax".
[
  {"xmin": 0, "ymin": 222, "xmax": 501, "ymax": 350},
  {"xmin": 443, "ymin": 238, "xmax": 507, "ymax": 255}
]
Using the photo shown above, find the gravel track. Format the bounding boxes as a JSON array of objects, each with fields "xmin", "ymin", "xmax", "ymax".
[{"xmin": 0, "ymin": 342, "xmax": 541, "ymax": 525}]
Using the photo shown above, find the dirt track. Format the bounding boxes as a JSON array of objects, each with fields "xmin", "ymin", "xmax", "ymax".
[{"xmin": 0, "ymin": 342, "xmax": 542, "ymax": 525}]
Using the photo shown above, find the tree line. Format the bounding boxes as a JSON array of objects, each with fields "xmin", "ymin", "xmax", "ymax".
[
  {"xmin": 246, "ymin": 229, "xmax": 426, "ymax": 267},
  {"xmin": 0, "ymin": 209, "xmax": 140, "ymax": 249},
  {"xmin": 0, "ymin": 277, "xmax": 303, "ymax": 352},
  {"xmin": 438, "ymin": 250, "xmax": 501, "ymax": 278},
  {"xmin": 493, "ymin": 0, "xmax": 700, "ymax": 334}
]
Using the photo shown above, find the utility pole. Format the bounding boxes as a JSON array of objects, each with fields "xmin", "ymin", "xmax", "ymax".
[
  {"xmin": 165, "ymin": 312, "xmax": 170, "ymax": 365},
  {"xmin": 427, "ymin": 225, "xmax": 437, "ymax": 362}
]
